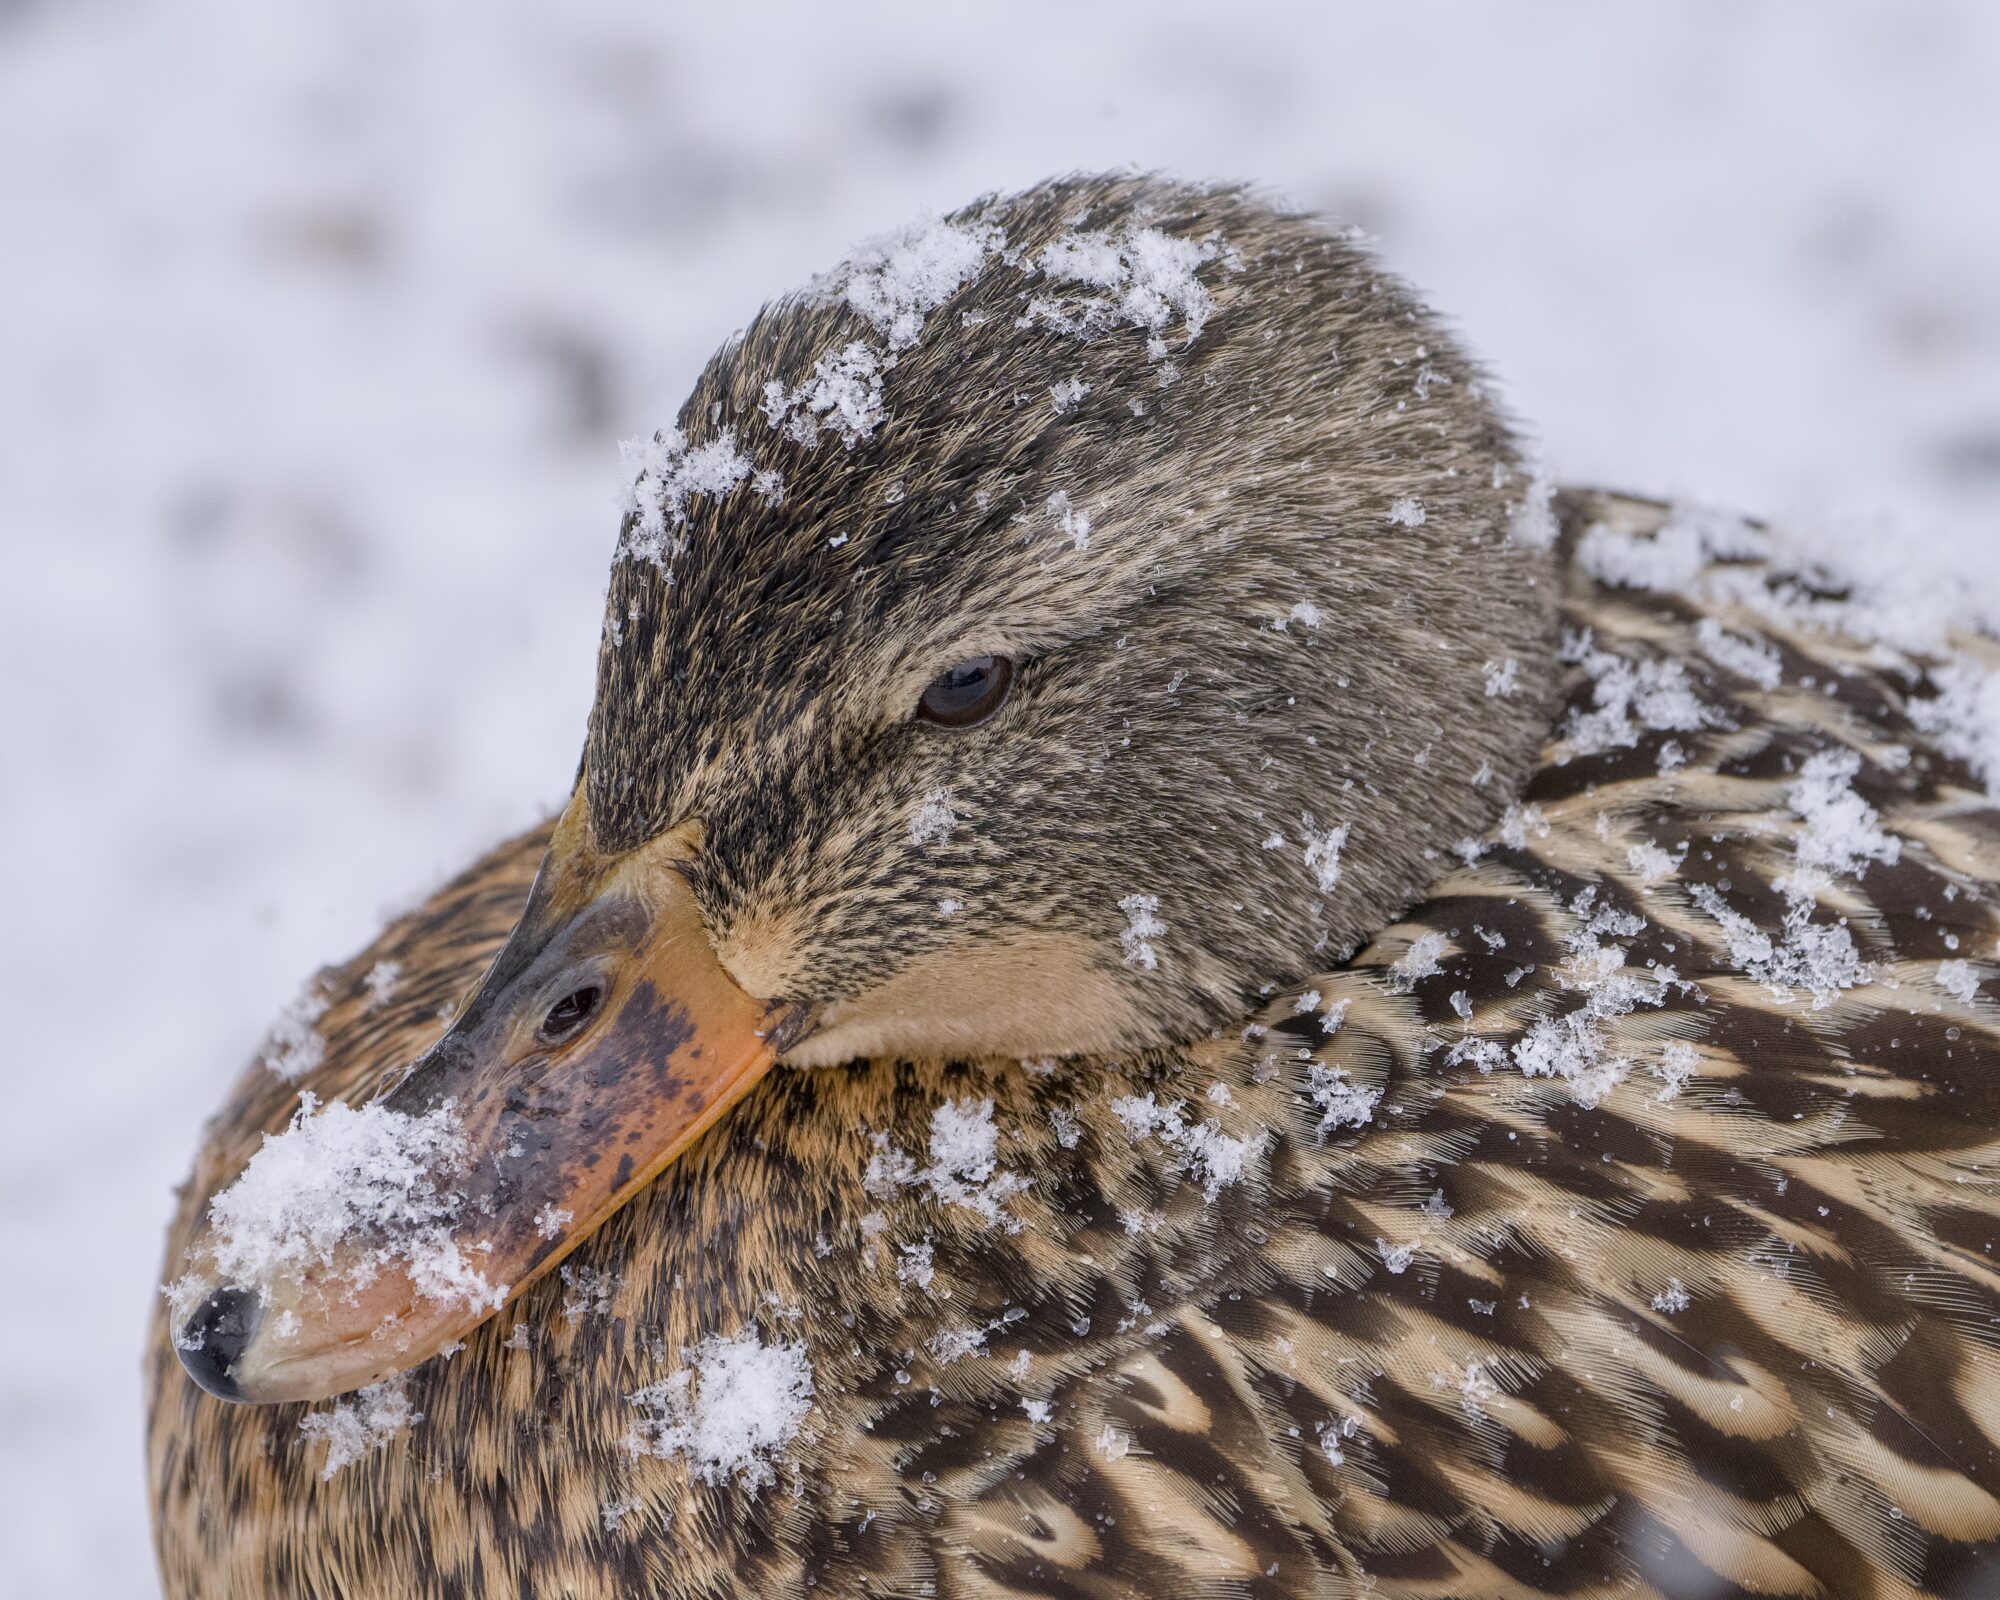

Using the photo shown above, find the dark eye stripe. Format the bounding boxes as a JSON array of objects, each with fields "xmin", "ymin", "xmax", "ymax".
[{"xmin": 916, "ymin": 656, "xmax": 1014, "ymax": 729}]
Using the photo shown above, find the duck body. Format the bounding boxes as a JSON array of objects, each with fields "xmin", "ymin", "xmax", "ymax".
[{"xmin": 149, "ymin": 487, "xmax": 2000, "ymax": 1599}]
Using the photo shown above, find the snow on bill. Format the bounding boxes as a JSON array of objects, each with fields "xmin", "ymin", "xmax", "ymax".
[{"xmin": 197, "ymin": 1092, "xmax": 502, "ymax": 1316}]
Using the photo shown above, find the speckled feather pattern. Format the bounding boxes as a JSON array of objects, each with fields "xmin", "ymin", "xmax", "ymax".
[{"xmin": 149, "ymin": 490, "xmax": 2000, "ymax": 1598}]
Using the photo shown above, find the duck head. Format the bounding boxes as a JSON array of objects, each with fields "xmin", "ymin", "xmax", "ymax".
[{"xmin": 173, "ymin": 174, "xmax": 1558, "ymax": 1403}]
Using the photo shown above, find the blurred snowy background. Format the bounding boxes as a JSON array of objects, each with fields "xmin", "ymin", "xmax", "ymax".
[{"xmin": 3, "ymin": 1, "xmax": 1998, "ymax": 1591}]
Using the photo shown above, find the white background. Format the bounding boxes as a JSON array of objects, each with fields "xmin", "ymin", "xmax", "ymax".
[{"xmin": 3, "ymin": 3, "xmax": 1997, "ymax": 1592}]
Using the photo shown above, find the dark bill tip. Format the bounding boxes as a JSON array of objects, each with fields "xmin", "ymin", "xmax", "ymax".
[{"xmin": 176, "ymin": 1286, "xmax": 261, "ymax": 1402}]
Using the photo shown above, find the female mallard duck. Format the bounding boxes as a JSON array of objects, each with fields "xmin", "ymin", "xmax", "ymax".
[{"xmin": 147, "ymin": 175, "xmax": 2000, "ymax": 1599}]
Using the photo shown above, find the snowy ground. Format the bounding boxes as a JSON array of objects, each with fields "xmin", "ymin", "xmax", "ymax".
[{"xmin": 4, "ymin": 2, "xmax": 1998, "ymax": 1592}]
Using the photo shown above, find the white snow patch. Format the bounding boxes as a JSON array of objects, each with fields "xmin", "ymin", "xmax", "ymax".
[
  {"xmin": 829, "ymin": 213, "xmax": 1005, "ymax": 352},
  {"xmin": 1029, "ymin": 224, "xmax": 1223, "ymax": 358},
  {"xmin": 298, "ymin": 1377, "xmax": 417, "ymax": 1480},
  {"xmin": 1627, "ymin": 840, "xmax": 1683, "ymax": 885},
  {"xmin": 201, "ymin": 1092, "xmax": 500, "ymax": 1312},
  {"xmin": 1108, "ymin": 1091, "xmax": 1267, "ymax": 1200},
  {"xmin": 1653, "ymin": 1040, "xmax": 1701, "ymax": 1102},
  {"xmin": 1045, "ymin": 489, "xmax": 1091, "ymax": 551},
  {"xmin": 1306, "ymin": 1063, "xmax": 1380, "ymax": 1139},
  {"xmin": 1695, "ymin": 617, "xmax": 1782, "ymax": 690},
  {"xmin": 1909, "ymin": 658, "xmax": 2000, "ymax": 798},
  {"xmin": 261, "ymin": 977, "xmax": 331, "ymax": 1082},
  {"xmin": 1389, "ymin": 931, "xmax": 1450, "ymax": 991},
  {"xmin": 1690, "ymin": 883, "xmax": 1872, "ymax": 1009},
  {"xmin": 618, "ymin": 427, "xmax": 754, "ymax": 569},
  {"xmin": 1563, "ymin": 643, "xmax": 1729, "ymax": 756},
  {"xmin": 866, "ymin": 1098, "xmax": 1030, "ymax": 1228},
  {"xmin": 1118, "ymin": 893, "xmax": 1167, "ymax": 970},
  {"xmin": 625, "ymin": 1328, "xmax": 815, "ymax": 1491},
  {"xmin": 1782, "ymin": 748, "xmax": 1901, "ymax": 888},
  {"xmin": 1498, "ymin": 803, "xmax": 1551, "ymax": 850},
  {"xmin": 908, "ymin": 787, "xmax": 957, "ymax": 847},
  {"xmin": 761, "ymin": 341, "xmax": 885, "ymax": 448},
  {"xmin": 1508, "ymin": 888, "xmax": 1689, "ymax": 1106},
  {"xmin": 1303, "ymin": 821, "xmax": 1349, "ymax": 894},
  {"xmin": 361, "ymin": 960, "xmax": 401, "ymax": 1013},
  {"xmin": 1937, "ymin": 959, "xmax": 1981, "ymax": 1004},
  {"xmin": 1577, "ymin": 505, "xmax": 1768, "ymax": 593},
  {"xmin": 1049, "ymin": 377, "xmax": 1090, "ymax": 413},
  {"xmin": 1386, "ymin": 496, "xmax": 1426, "ymax": 528}
]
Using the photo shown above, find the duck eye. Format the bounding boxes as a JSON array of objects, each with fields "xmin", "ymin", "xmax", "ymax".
[
  {"xmin": 916, "ymin": 655, "xmax": 1014, "ymax": 729},
  {"xmin": 538, "ymin": 984, "xmax": 603, "ymax": 1045}
]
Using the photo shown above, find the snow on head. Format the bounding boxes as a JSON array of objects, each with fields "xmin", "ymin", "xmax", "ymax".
[
  {"xmin": 826, "ymin": 212, "xmax": 1004, "ymax": 352},
  {"xmin": 625, "ymin": 1327, "xmax": 814, "ymax": 1492},
  {"xmin": 1118, "ymin": 893, "xmax": 1167, "ymax": 969},
  {"xmin": 760, "ymin": 342, "xmax": 885, "ymax": 449},
  {"xmin": 908, "ymin": 787, "xmax": 957, "ymax": 847},
  {"xmin": 201, "ymin": 1093, "xmax": 501, "ymax": 1313},
  {"xmin": 1026, "ymin": 223, "xmax": 1225, "ymax": 359},
  {"xmin": 1302, "ymin": 821, "xmax": 1349, "ymax": 895},
  {"xmin": 1045, "ymin": 489, "xmax": 1092, "ymax": 551},
  {"xmin": 617, "ymin": 427, "xmax": 760, "ymax": 569}
]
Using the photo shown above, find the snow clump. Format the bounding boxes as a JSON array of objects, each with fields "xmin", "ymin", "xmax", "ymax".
[
  {"xmin": 202, "ymin": 1093, "xmax": 501, "ymax": 1312},
  {"xmin": 625, "ymin": 1328, "xmax": 815, "ymax": 1492}
]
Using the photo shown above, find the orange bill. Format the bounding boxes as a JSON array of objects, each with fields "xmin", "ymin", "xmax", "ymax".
[{"xmin": 172, "ymin": 802, "xmax": 795, "ymax": 1405}]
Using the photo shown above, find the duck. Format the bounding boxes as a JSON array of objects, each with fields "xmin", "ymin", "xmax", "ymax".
[{"xmin": 145, "ymin": 173, "xmax": 2000, "ymax": 1600}]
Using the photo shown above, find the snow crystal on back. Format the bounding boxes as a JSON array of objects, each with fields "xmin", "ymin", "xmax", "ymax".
[
  {"xmin": 1507, "ymin": 890, "xmax": 1689, "ymax": 1107},
  {"xmin": 1563, "ymin": 644, "xmax": 1727, "ymax": 756},
  {"xmin": 1389, "ymin": 931, "xmax": 1449, "ymax": 990},
  {"xmin": 1909, "ymin": 659, "xmax": 2000, "ymax": 798},
  {"xmin": 1306, "ymin": 1062, "xmax": 1380, "ymax": 1138},
  {"xmin": 1783, "ymin": 748, "xmax": 1900, "ymax": 886},
  {"xmin": 867, "ymin": 1098, "xmax": 1030, "ymax": 1228},
  {"xmin": 1936, "ymin": 959, "xmax": 1981, "ymax": 1004},
  {"xmin": 1690, "ymin": 884, "xmax": 1871, "ymax": 1009},
  {"xmin": 1107, "ymin": 1092, "xmax": 1264, "ymax": 1201},
  {"xmin": 1694, "ymin": 617, "xmax": 1783, "ymax": 690},
  {"xmin": 203, "ymin": 1093, "xmax": 501, "ymax": 1313},
  {"xmin": 1577, "ymin": 505, "xmax": 1769, "ymax": 593},
  {"xmin": 262, "ymin": 977, "xmax": 331, "ymax": 1081},
  {"xmin": 625, "ymin": 1328, "xmax": 814, "ymax": 1492}
]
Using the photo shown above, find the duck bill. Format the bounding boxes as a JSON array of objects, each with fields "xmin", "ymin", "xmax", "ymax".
[{"xmin": 174, "ymin": 804, "xmax": 793, "ymax": 1405}]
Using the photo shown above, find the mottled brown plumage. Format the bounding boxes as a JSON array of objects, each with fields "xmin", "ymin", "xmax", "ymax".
[{"xmin": 148, "ymin": 178, "xmax": 2000, "ymax": 1599}]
